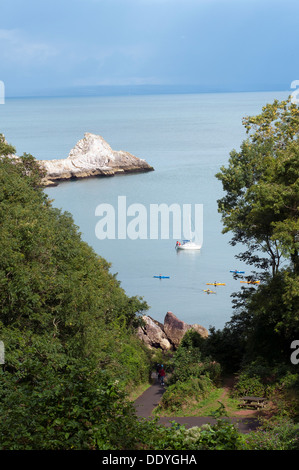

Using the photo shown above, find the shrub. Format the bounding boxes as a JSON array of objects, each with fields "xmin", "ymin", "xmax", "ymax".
[
  {"xmin": 136, "ymin": 419, "xmax": 246, "ymax": 450},
  {"xmin": 0, "ymin": 154, "xmax": 151, "ymax": 449},
  {"xmin": 157, "ymin": 376, "xmax": 213, "ymax": 413},
  {"xmin": 233, "ymin": 373, "xmax": 267, "ymax": 398},
  {"xmin": 244, "ymin": 418, "xmax": 299, "ymax": 450}
]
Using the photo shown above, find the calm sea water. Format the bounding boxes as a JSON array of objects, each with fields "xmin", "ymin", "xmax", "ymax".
[{"xmin": 0, "ymin": 90, "xmax": 289, "ymax": 330}]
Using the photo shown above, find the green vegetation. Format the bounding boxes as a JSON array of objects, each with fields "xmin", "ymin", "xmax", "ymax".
[
  {"xmin": 216, "ymin": 97, "xmax": 299, "ymax": 278},
  {"xmin": 0, "ymin": 97, "xmax": 298, "ymax": 451},
  {"xmin": 149, "ymin": 98, "xmax": 299, "ymax": 450},
  {"xmin": 154, "ymin": 330, "xmax": 222, "ymax": 416},
  {"xmin": 213, "ymin": 98, "xmax": 299, "ymax": 397},
  {"xmin": 0, "ymin": 139, "xmax": 151, "ymax": 449}
]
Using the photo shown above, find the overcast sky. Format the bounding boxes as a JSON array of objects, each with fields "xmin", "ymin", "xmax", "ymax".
[{"xmin": 1, "ymin": 0, "xmax": 299, "ymax": 96}]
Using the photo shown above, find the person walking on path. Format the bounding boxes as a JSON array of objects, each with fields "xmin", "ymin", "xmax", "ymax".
[{"xmin": 159, "ymin": 365, "xmax": 166, "ymax": 386}]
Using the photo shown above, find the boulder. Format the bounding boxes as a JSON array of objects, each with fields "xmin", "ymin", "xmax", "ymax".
[
  {"xmin": 137, "ymin": 311, "xmax": 208, "ymax": 350},
  {"xmin": 164, "ymin": 311, "xmax": 208, "ymax": 348},
  {"xmin": 39, "ymin": 133, "xmax": 154, "ymax": 185},
  {"xmin": 163, "ymin": 311, "xmax": 190, "ymax": 349},
  {"xmin": 137, "ymin": 315, "xmax": 173, "ymax": 351},
  {"xmin": 190, "ymin": 323, "xmax": 209, "ymax": 339}
]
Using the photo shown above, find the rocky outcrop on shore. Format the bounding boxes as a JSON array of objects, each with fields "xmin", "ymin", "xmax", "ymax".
[
  {"xmin": 39, "ymin": 133, "xmax": 154, "ymax": 186},
  {"xmin": 137, "ymin": 311, "xmax": 209, "ymax": 351}
]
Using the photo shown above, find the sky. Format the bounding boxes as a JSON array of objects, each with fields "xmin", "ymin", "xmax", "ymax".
[{"xmin": 0, "ymin": 0, "xmax": 299, "ymax": 97}]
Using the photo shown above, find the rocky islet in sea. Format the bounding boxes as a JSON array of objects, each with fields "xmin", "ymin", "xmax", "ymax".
[{"xmin": 39, "ymin": 132, "xmax": 154, "ymax": 186}]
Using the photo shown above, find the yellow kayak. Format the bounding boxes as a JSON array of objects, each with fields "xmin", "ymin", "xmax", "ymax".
[
  {"xmin": 204, "ymin": 289, "xmax": 216, "ymax": 294},
  {"xmin": 240, "ymin": 280, "xmax": 260, "ymax": 284},
  {"xmin": 206, "ymin": 282, "xmax": 226, "ymax": 286}
]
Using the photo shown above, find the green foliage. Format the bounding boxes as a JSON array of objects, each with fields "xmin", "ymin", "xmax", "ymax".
[
  {"xmin": 0, "ymin": 134, "xmax": 15, "ymax": 156},
  {"xmin": 0, "ymin": 357, "xmax": 139, "ymax": 450},
  {"xmin": 137, "ymin": 413, "xmax": 298, "ymax": 451},
  {"xmin": 98, "ymin": 327, "xmax": 151, "ymax": 388},
  {"xmin": 204, "ymin": 324, "xmax": 247, "ymax": 373},
  {"xmin": 193, "ymin": 419, "xmax": 246, "ymax": 450},
  {"xmin": 233, "ymin": 373, "xmax": 268, "ymax": 398},
  {"xmin": 158, "ymin": 376, "xmax": 214, "ymax": 414},
  {"xmin": 232, "ymin": 359, "xmax": 299, "ymax": 420},
  {"xmin": 170, "ymin": 340, "xmax": 202, "ymax": 383},
  {"xmin": 216, "ymin": 97, "xmax": 299, "ymax": 277},
  {"xmin": 0, "ymin": 155, "xmax": 148, "ymax": 354},
  {"xmin": 244, "ymin": 418, "xmax": 299, "ymax": 450},
  {"xmin": 237, "ymin": 272, "xmax": 299, "ymax": 364},
  {"xmin": 134, "ymin": 418, "xmax": 246, "ymax": 450},
  {"xmin": 213, "ymin": 97, "xmax": 299, "ymax": 380},
  {"xmin": 157, "ymin": 330, "xmax": 221, "ymax": 415},
  {"xmin": 169, "ymin": 330, "xmax": 221, "ymax": 384},
  {"xmin": 130, "ymin": 418, "xmax": 188, "ymax": 451},
  {"xmin": 155, "ymin": 419, "xmax": 245, "ymax": 450},
  {"xmin": 0, "ymin": 152, "xmax": 151, "ymax": 449}
]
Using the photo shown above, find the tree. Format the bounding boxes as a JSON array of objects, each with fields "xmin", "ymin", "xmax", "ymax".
[
  {"xmin": 0, "ymin": 134, "xmax": 15, "ymax": 156},
  {"xmin": 0, "ymin": 150, "xmax": 150, "ymax": 449},
  {"xmin": 215, "ymin": 98, "xmax": 299, "ymax": 365},
  {"xmin": 216, "ymin": 97, "xmax": 299, "ymax": 277}
]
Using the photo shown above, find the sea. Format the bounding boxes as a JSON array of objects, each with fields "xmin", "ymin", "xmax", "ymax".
[{"xmin": 0, "ymin": 90, "xmax": 290, "ymax": 331}]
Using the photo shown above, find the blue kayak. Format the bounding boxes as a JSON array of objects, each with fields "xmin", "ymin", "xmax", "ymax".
[
  {"xmin": 153, "ymin": 275, "xmax": 170, "ymax": 279},
  {"xmin": 230, "ymin": 270, "xmax": 245, "ymax": 274}
]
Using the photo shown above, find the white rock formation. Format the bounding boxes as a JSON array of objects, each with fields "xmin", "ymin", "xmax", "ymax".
[{"xmin": 39, "ymin": 133, "xmax": 153, "ymax": 186}]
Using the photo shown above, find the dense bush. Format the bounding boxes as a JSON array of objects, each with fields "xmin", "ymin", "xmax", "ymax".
[
  {"xmin": 135, "ymin": 418, "xmax": 246, "ymax": 451},
  {"xmin": 244, "ymin": 418, "xmax": 299, "ymax": 450},
  {"xmin": 0, "ymin": 146, "xmax": 151, "ymax": 449},
  {"xmin": 169, "ymin": 330, "xmax": 221, "ymax": 385},
  {"xmin": 0, "ymin": 357, "xmax": 140, "ymax": 450},
  {"xmin": 232, "ymin": 359, "xmax": 299, "ymax": 408},
  {"xmin": 156, "ymin": 330, "xmax": 221, "ymax": 415},
  {"xmin": 233, "ymin": 373, "xmax": 268, "ymax": 398},
  {"xmin": 158, "ymin": 376, "xmax": 214, "ymax": 414}
]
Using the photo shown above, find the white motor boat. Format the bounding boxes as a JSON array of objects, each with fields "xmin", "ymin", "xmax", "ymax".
[
  {"xmin": 176, "ymin": 211, "xmax": 203, "ymax": 251},
  {"xmin": 175, "ymin": 240, "xmax": 201, "ymax": 251}
]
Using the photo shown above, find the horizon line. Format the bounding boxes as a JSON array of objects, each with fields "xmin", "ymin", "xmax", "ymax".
[{"xmin": 4, "ymin": 83, "xmax": 291, "ymax": 100}]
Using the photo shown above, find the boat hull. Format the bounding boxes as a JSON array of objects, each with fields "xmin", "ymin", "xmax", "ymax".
[{"xmin": 176, "ymin": 243, "xmax": 201, "ymax": 251}]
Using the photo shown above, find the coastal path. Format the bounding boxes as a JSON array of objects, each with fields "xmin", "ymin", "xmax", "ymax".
[{"xmin": 134, "ymin": 373, "xmax": 261, "ymax": 434}]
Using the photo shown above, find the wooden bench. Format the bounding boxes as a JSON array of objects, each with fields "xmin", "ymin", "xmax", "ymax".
[{"xmin": 239, "ymin": 396, "xmax": 268, "ymax": 410}]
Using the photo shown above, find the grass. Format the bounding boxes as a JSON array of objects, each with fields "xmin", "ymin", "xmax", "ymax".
[
  {"xmin": 153, "ymin": 383, "xmax": 241, "ymax": 417},
  {"xmin": 191, "ymin": 388, "xmax": 240, "ymax": 417}
]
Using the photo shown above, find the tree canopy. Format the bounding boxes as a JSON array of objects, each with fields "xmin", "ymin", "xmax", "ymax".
[
  {"xmin": 216, "ymin": 97, "xmax": 299, "ymax": 277},
  {"xmin": 0, "ymin": 137, "xmax": 150, "ymax": 449},
  {"xmin": 215, "ymin": 98, "xmax": 299, "ymax": 365}
]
